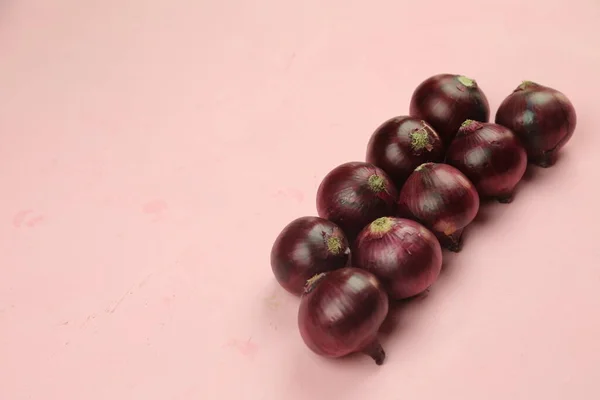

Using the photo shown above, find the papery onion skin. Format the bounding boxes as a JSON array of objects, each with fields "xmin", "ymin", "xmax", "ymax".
[
  {"xmin": 495, "ymin": 81, "xmax": 577, "ymax": 167},
  {"xmin": 316, "ymin": 162, "xmax": 398, "ymax": 240},
  {"xmin": 409, "ymin": 74, "xmax": 490, "ymax": 146},
  {"xmin": 366, "ymin": 116, "xmax": 444, "ymax": 187},
  {"xmin": 270, "ymin": 216, "xmax": 351, "ymax": 296},
  {"xmin": 446, "ymin": 120, "xmax": 527, "ymax": 203},
  {"xmin": 298, "ymin": 268, "xmax": 389, "ymax": 365},
  {"xmin": 398, "ymin": 163, "xmax": 479, "ymax": 252},
  {"xmin": 353, "ymin": 217, "xmax": 442, "ymax": 300}
]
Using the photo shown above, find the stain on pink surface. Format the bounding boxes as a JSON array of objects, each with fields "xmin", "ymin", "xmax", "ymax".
[
  {"xmin": 137, "ymin": 273, "xmax": 154, "ymax": 288},
  {"xmin": 26, "ymin": 215, "xmax": 45, "ymax": 227},
  {"xmin": 284, "ymin": 52, "xmax": 296, "ymax": 71},
  {"xmin": 226, "ymin": 338, "xmax": 259, "ymax": 358},
  {"xmin": 162, "ymin": 294, "xmax": 176, "ymax": 307},
  {"xmin": 174, "ymin": 246, "xmax": 204, "ymax": 275},
  {"xmin": 272, "ymin": 188, "xmax": 304, "ymax": 203},
  {"xmin": 265, "ymin": 293, "xmax": 281, "ymax": 310},
  {"xmin": 12, "ymin": 210, "xmax": 45, "ymax": 228},
  {"xmin": 105, "ymin": 289, "xmax": 132, "ymax": 314},
  {"xmin": 142, "ymin": 200, "xmax": 168, "ymax": 220},
  {"xmin": 102, "ymin": 195, "xmax": 116, "ymax": 206},
  {"xmin": 80, "ymin": 314, "xmax": 97, "ymax": 328}
]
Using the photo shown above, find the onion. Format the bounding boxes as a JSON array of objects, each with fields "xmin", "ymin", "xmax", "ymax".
[
  {"xmin": 445, "ymin": 120, "xmax": 528, "ymax": 203},
  {"xmin": 353, "ymin": 217, "xmax": 442, "ymax": 299},
  {"xmin": 409, "ymin": 74, "xmax": 490, "ymax": 146},
  {"xmin": 366, "ymin": 116, "xmax": 444, "ymax": 187},
  {"xmin": 398, "ymin": 162, "xmax": 479, "ymax": 251},
  {"xmin": 316, "ymin": 162, "xmax": 398, "ymax": 240},
  {"xmin": 270, "ymin": 216, "xmax": 351, "ymax": 296},
  {"xmin": 495, "ymin": 81, "xmax": 577, "ymax": 167},
  {"xmin": 297, "ymin": 268, "xmax": 389, "ymax": 365}
]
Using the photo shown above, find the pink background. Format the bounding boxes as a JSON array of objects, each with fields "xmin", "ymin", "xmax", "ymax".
[{"xmin": 1, "ymin": 0, "xmax": 599, "ymax": 399}]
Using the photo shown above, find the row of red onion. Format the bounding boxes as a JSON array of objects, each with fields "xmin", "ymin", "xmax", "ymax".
[{"xmin": 270, "ymin": 73, "xmax": 576, "ymax": 365}]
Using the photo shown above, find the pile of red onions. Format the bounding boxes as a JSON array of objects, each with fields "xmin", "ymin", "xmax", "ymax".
[{"xmin": 269, "ymin": 73, "xmax": 577, "ymax": 367}]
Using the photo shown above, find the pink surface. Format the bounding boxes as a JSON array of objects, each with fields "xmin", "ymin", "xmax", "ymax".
[{"xmin": 1, "ymin": 0, "xmax": 600, "ymax": 399}]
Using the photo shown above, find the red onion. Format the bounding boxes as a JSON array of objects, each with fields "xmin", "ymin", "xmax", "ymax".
[
  {"xmin": 409, "ymin": 74, "xmax": 490, "ymax": 146},
  {"xmin": 353, "ymin": 217, "xmax": 442, "ymax": 300},
  {"xmin": 446, "ymin": 120, "xmax": 527, "ymax": 203},
  {"xmin": 316, "ymin": 162, "xmax": 398, "ymax": 240},
  {"xmin": 366, "ymin": 116, "xmax": 444, "ymax": 187},
  {"xmin": 270, "ymin": 216, "xmax": 351, "ymax": 296},
  {"xmin": 297, "ymin": 268, "xmax": 389, "ymax": 365},
  {"xmin": 495, "ymin": 81, "xmax": 577, "ymax": 167},
  {"xmin": 398, "ymin": 163, "xmax": 479, "ymax": 252}
]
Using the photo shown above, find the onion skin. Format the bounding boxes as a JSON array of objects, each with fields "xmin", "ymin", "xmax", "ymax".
[
  {"xmin": 446, "ymin": 120, "xmax": 527, "ymax": 203},
  {"xmin": 353, "ymin": 217, "xmax": 442, "ymax": 300},
  {"xmin": 398, "ymin": 163, "xmax": 479, "ymax": 252},
  {"xmin": 366, "ymin": 116, "xmax": 444, "ymax": 187},
  {"xmin": 316, "ymin": 162, "xmax": 398, "ymax": 240},
  {"xmin": 495, "ymin": 81, "xmax": 577, "ymax": 167},
  {"xmin": 409, "ymin": 74, "xmax": 490, "ymax": 146},
  {"xmin": 298, "ymin": 268, "xmax": 389, "ymax": 365},
  {"xmin": 270, "ymin": 217, "xmax": 351, "ymax": 296}
]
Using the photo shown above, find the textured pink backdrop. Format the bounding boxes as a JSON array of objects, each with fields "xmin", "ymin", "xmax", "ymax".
[{"xmin": 1, "ymin": 0, "xmax": 600, "ymax": 399}]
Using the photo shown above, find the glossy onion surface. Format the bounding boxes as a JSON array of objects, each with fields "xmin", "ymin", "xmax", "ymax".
[
  {"xmin": 316, "ymin": 162, "xmax": 398, "ymax": 240},
  {"xmin": 298, "ymin": 268, "xmax": 389, "ymax": 365},
  {"xmin": 409, "ymin": 74, "xmax": 490, "ymax": 146},
  {"xmin": 398, "ymin": 162, "xmax": 479, "ymax": 251},
  {"xmin": 271, "ymin": 216, "xmax": 350, "ymax": 295},
  {"xmin": 446, "ymin": 120, "xmax": 527, "ymax": 203},
  {"xmin": 495, "ymin": 81, "xmax": 576, "ymax": 167},
  {"xmin": 366, "ymin": 116, "xmax": 444, "ymax": 187},
  {"xmin": 354, "ymin": 217, "xmax": 442, "ymax": 299}
]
